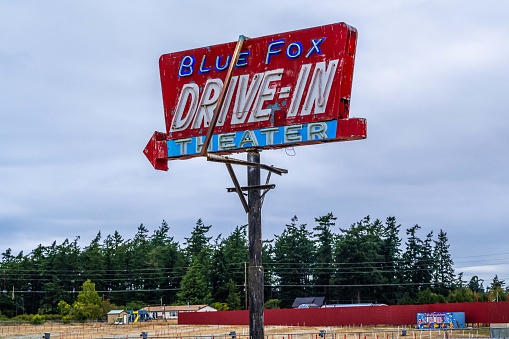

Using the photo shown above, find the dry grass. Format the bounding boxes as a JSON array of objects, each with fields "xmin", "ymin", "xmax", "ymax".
[{"xmin": 0, "ymin": 321, "xmax": 490, "ymax": 339}]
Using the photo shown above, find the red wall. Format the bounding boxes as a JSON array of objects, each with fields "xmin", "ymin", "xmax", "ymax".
[{"xmin": 179, "ymin": 302, "xmax": 509, "ymax": 326}]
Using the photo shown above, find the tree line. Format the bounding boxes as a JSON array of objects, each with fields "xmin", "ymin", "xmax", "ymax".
[{"xmin": 0, "ymin": 214, "xmax": 506, "ymax": 318}]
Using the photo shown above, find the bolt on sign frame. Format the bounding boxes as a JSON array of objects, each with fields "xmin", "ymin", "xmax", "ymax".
[{"xmin": 143, "ymin": 22, "xmax": 367, "ymax": 339}]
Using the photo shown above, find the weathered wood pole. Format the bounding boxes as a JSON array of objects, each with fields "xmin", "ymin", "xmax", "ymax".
[{"xmin": 247, "ymin": 150, "xmax": 264, "ymax": 339}]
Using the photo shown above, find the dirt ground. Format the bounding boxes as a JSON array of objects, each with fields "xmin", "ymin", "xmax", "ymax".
[{"xmin": 0, "ymin": 321, "xmax": 490, "ymax": 339}]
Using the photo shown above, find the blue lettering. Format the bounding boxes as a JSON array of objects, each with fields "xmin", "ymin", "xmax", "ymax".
[
  {"xmin": 306, "ymin": 37, "xmax": 325, "ymax": 58},
  {"xmin": 215, "ymin": 55, "xmax": 231, "ymax": 71},
  {"xmin": 178, "ymin": 55, "xmax": 195, "ymax": 77},
  {"xmin": 166, "ymin": 121, "xmax": 337, "ymax": 158},
  {"xmin": 266, "ymin": 39, "xmax": 285, "ymax": 64},
  {"xmin": 286, "ymin": 42, "xmax": 303, "ymax": 59},
  {"xmin": 236, "ymin": 51, "xmax": 250, "ymax": 67},
  {"xmin": 199, "ymin": 56, "xmax": 211, "ymax": 74}
]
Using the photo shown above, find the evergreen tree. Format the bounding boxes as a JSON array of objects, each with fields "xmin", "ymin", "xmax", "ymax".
[
  {"xmin": 468, "ymin": 275, "xmax": 484, "ymax": 293},
  {"xmin": 148, "ymin": 220, "xmax": 184, "ymax": 306},
  {"xmin": 313, "ymin": 213, "xmax": 336, "ymax": 301},
  {"xmin": 225, "ymin": 278, "xmax": 242, "ymax": 310},
  {"xmin": 184, "ymin": 219, "xmax": 212, "ymax": 259},
  {"xmin": 332, "ymin": 216, "xmax": 383, "ymax": 304},
  {"xmin": 177, "ymin": 219, "xmax": 213, "ymax": 305},
  {"xmin": 402, "ymin": 225, "xmax": 425, "ymax": 298},
  {"xmin": 421, "ymin": 231, "xmax": 435, "ymax": 288},
  {"xmin": 209, "ymin": 225, "xmax": 248, "ymax": 306},
  {"xmin": 432, "ymin": 229, "xmax": 455, "ymax": 295},
  {"xmin": 378, "ymin": 216, "xmax": 403, "ymax": 304},
  {"xmin": 102, "ymin": 231, "xmax": 124, "ymax": 305},
  {"xmin": 125, "ymin": 224, "xmax": 151, "ymax": 302},
  {"xmin": 176, "ymin": 251, "xmax": 212, "ymax": 305},
  {"xmin": 488, "ymin": 275, "xmax": 507, "ymax": 302},
  {"xmin": 262, "ymin": 239, "xmax": 276, "ymax": 305},
  {"xmin": 272, "ymin": 216, "xmax": 315, "ymax": 307},
  {"xmin": 81, "ymin": 232, "xmax": 105, "ymax": 291},
  {"xmin": 455, "ymin": 272, "xmax": 466, "ymax": 288}
]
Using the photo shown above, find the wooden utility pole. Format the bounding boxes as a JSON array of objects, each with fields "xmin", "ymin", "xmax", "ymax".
[{"xmin": 247, "ymin": 150, "xmax": 264, "ymax": 339}]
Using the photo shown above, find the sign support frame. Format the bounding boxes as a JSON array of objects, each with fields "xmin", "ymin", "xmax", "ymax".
[
  {"xmin": 200, "ymin": 35, "xmax": 247, "ymax": 157},
  {"xmin": 206, "ymin": 150, "xmax": 287, "ymax": 339}
]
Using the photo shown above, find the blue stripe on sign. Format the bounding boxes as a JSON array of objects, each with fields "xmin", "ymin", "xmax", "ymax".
[{"xmin": 167, "ymin": 120, "xmax": 337, "ymax": 158}]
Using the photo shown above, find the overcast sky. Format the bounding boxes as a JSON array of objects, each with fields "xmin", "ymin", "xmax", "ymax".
[{"xmin": 1, "ymin": 1, "xmax": 508, "ymax": 288}]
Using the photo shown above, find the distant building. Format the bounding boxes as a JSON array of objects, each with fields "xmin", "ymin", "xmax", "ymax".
[
  {"xmin": 292, "ymin": 297, "xmax": 325, "ymax": 308},
  {"xmin": 107, "ymin": 310, "xmax": 128, "ymax": 324},
  {"xmin": 143, "ymin": 304, "xmax": 217, "ymax": 320}
]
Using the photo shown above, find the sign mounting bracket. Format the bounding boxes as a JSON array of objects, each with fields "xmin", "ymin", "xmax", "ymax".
[
  {"xmin": 200, "ymin": 35, "xmax": 247, "ymax": 157},
  {"xmin": 207, "ymin": 153, "xmax": 287, "ymax": 213}
]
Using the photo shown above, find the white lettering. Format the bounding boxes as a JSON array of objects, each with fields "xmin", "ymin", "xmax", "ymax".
[
  {"xmin": 307, "ymin": 122, "xmax": 328, "ymax": 140},
  {"xmin": 287, "ymin": 64, "xmax": 311, "ymax": 117},
  {"xmin": 284, "ymin": 124, "xmax": 302, "ymax": 143},
  {"xmin": 231, "ymin": 73, "xmax": 263, "ymax": 125},
  {"xmin": 301, "ymin": 59, "xmax": 338, "ymax": 116},
  {"xmin": 170, "ymin": 60, "xmax": 338, "ymax": 133},
  {"xmin": 249, "ymin": 69, "xmax": 283, "ymax": 122},
  {"xmin": 195, "ymin": 136, "xmax": 212, "ymax": 154},
  {"xmin": 175, "ymin": 138, "xmax": 192, "ymax": 155},
  {"xmin": 171, "ymin": 83, "xmax": 199, "ymax": 131},
  {"xmin": 260, "ymin": 127, "xmax": 279, "ymax": 145},
  {"xmin": 238, "ymin": 130, "xmax": 259, "ymax": 148},
  {"xmin": 217, "ymin": 76, "xmax": 238, "ymax": 126},
  {"xmin": 218, "ymin": 133, "xmax": 236, "ymax": 150},
  {"xmin": 192, "ymin": 78, "xmax": 223, "ymax": 129}
]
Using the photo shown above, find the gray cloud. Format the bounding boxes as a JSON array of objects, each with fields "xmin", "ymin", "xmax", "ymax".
[{"xmin": 1, "ymin": 1, "xmax": 508, "ymax": 285}]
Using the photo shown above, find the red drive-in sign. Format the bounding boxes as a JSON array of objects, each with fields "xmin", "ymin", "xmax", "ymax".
[{"xmin": 144, "ymin": 22, "xmax": 366, "ymax": 170}]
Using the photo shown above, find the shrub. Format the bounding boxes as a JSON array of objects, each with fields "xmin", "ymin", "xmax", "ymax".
[
  {"xmin": 31, "ymin": 314, "xmax": 46, "ymax": 325},
  {"xmin": 62, "ymin": 314, "xmax": 73, "ymax": 324},
  {"xmin": 264, "ymin": 299, "xmax": 281, "ymax": 309},
  {"xmin": 211, "ymin": 302, "xmax": 228, "ymax": 311}
]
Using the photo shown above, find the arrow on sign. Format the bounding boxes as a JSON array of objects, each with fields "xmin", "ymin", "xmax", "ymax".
[{"xmin": 143, "ymin": 131, "xmax": 168, "ymax": 171}]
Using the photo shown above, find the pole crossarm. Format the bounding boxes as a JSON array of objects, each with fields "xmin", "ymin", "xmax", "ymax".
[
  {"xmin": 226, "ymin": 184, "xmax": 275, "ymax": 192},
  {"xmin": 207, "ymin": 154, "xmax": 288, "ymax": 175},
  {"xmin": 226, "ymin": 163, "xmax": 249, "ymax": 213}
]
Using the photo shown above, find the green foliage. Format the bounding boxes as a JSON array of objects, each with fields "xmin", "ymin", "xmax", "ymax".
[
  {"xmin": 77, "ymin": 279, "xmax": 101, "ymax": 306},
  {"xmin": 62, "ymin": 314, "xmax": 73, "ymax": 324},
  {"xmin": 264, "ymin": 299, "xmax": 281, "ymax": 309},
  {"xmin": 415, "ymin": 288, "xmax": 445, "ymax": 304},
  {"xmin": 210, "ymin": 225, "xmax": 248, "ymax": 307},
  {"xmin": 1, "ymin": 214, "xmax": 506, "ymax": 312},
  {"xmin": 398, "ymin": 292, "xmax": 413, "ymax": 305},
  {"xmin": 332, "ymin": 216, "xmax": 384, "ymax": 304},
  {"xmin": 468, "ymin": 276, "xmax": 484, "ymax": 293},
  {"xmin": 58, "ymin": 300, "xmax": 72, "ymax": 316},
  {"xmin": 447, "ymin": 287, "xmax": 476, "ymax": 302},
  {"xmin": 313, "ymin": 213, "xmax": 336, "ymax": 301},
  {"xmin": 31, "ymin": 314, "xmax": 46, "ymax": 324},
  {"xmin": 0, "ymin": 293, "xmax": 15, "ymax": 318},
  {"xmin": 211, "ymin": 302, "xmax": 228, "ymax": 311},
  {"xmin": 72, "ymin": 301, "xmax": 101, "ymax": 322},
  {"xmin": 177, "ymin": 251, "xmax": 212, "ymax": 305},
  {"xmin": 225, "ymin": 279, "xmax": 242, "ymax": 310},
  {"xmin": 126, "ymin": 300, "xmax": 147, "ymax": 311},
  {"xmin": 273, "ymin": 216, "xmax": 315, "ymax": 307},
  {"xmin": 433, "ymin": 229, "xmax": 455, "ymax": 295},
  {"xmin": 56, "ymin": 280, "xmax": 103, "ymax": 322}
]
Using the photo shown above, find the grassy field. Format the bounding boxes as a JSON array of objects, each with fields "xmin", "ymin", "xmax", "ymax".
[{"xmin": 0, "ymin": 321, "xmax": 491, "ymax": 339}]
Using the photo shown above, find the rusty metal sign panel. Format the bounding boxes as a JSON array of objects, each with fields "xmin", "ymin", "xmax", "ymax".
[{"xmin": 144, "ymin": 22, "xmax": 366, "ymax": 170}]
